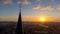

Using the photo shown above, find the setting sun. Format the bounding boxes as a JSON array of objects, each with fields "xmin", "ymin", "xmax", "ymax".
[
  {"xmin": 39, "ymin": 17, "xmax": 46, "ymax": 22},
  {"xmin": 40, "ymin": 18, "xmax": 45, "ymax": 21}
]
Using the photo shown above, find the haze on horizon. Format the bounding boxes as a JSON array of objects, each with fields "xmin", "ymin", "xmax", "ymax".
[{"xmin": 0, "ymin": 0, "xmax": 60, "ymax": 22}]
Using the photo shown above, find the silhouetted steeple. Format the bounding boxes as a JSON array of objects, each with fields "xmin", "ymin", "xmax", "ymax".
[{"xmin": 15, "ymin": 12, "xmax": 23, "ymax": 34}]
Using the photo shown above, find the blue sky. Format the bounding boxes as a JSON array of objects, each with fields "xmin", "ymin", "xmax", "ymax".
[{"xmin": 0, "ymin": 0, "xmax": 60, "ymax": 22}]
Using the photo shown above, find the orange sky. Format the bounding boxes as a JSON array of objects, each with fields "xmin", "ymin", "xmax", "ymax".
[{"xmin": 22, "ymin": 15, "xmax": 60, "ymax": 22}]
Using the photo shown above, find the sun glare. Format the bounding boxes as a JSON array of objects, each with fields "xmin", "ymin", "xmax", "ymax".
[
  {"xmin": 39, "ymin": 17, "xmax": 46, "ymax": 22},
  {"xmin": 40, "ymin": 18, "xmax": 45, "ymax": 21}
]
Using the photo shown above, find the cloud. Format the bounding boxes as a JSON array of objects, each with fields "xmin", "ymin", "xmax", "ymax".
[
  {"xmin": 35, "ymin": 0, "xmax": 40, "ymax": 2},
  {"xmin": 17, "ymin": 1, "xmax": 21, "ymax": 4},
  {"xmin": 22, "ymin": 0, "xmax": 31, "ymax": 5},
  {"xmin": 57, "ymin": 5, "xmax": 60, "ymax": 10},
  {"xmin": 58, "ymin": 7, "xmax": 60, "ymax": 10},
  {"xmin": 2, "ymin": 0, "xmax": 31, "ymax": 5},
  {"xmin": 3, "ymin": 0, "xmax": 12, "ymax": 4},
  {"xmin": 40, "ymin": 5, "xmax": 54, "ymax": 11},
  {"xmin": 33, "ymin": 5, "xmax": 41, "ymax": 10}
]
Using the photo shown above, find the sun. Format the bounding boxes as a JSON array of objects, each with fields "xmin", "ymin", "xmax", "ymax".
[
  {"xmin": 39, "ymin": 17, "xmax": 46, "ymax": 22},
  {"xmin": 40, "ymin": 18, "xmax": 45, "ymax": 21}
]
